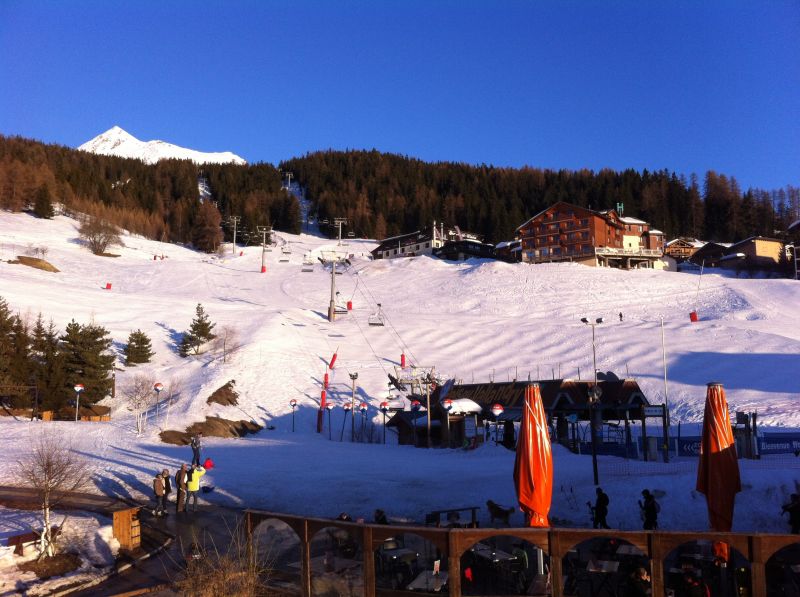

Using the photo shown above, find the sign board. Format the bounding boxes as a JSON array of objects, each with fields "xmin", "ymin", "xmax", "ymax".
[
  {"xmin": 758, "ymin": 434, "xmax": 800, "ymax": 455},
  {"xmin": 677, "ymin": 437, "xmax": 702, "ymax": 457},
  {"xmin": 642, "ymin": 406, "xmax": 663, "ymax": 417}
]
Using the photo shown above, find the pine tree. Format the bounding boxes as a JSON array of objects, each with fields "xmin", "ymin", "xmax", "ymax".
[
  {"xmin": 31, "ymin": 315, "xmax": 66, "ymax": 411},
  {"xmin": 0, "ymin": 297, "xmax": 15, "ymax": 382},
  {"xmin": 124, "ymin": 329, "xmax": 154, "ymax": 365},
  {"xmin": 179, "ymin": 304, "xmax": 216, "ymax": 356},
  {"xmin": 59, "ymin": 320, "xmax": 115, "ymax": 406},
  {"xmin": 33, "ymin": 184, "xmax": 55, "ymax": 219},
  {"xmin": 191, "ymin": 201, "xmax": 223, "ymax": 252}
]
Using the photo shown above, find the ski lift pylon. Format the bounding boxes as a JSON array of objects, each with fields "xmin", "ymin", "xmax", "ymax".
[{"xmin": 368, "ymin": 303, "xmax": 386, "ymax": 327}]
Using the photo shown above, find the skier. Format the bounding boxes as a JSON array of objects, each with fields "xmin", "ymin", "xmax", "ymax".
[
  {"xmin": 781, "ymin": 493, "xmax": 800, "ymax": 534},
  {"xmin": 190, "ymin": 432, "xmax": 202, "ymax": 467},
  {"xmin": 619, "ymin": 312, "xmax": 623, "ymax": 322},
  {"xmin": 638, "ymin": 489, "xmax": 659, "ymax": 530},
  {"xmin": 175, "ymin": 463, "xmax": 188, "ymax": 514},
  {"xmin": 590, "ymin": 487, "xmax": 610, "ymax": 529},
  {"xmin": 152, "ymin": 470, "xmax": 165, "ymax": 517}
]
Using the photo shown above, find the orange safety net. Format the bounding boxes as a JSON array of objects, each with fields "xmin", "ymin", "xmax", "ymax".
[
  {"xmin": 696, "ymin": 383, "xmax": 741, "ymax": 536},
  {"xmin": 513, "ymin": 383, "xmax": 553, "ymax": 527}
]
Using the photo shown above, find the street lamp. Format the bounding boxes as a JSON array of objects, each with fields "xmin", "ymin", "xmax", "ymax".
[
  {"xmin": 411, "ymin": 400, "xmax": 421, "ymax": 447},
  {"xmin": 359, "ymin": 402, "xmax": 368, "ymax": 440},
  {"xmin": 380, "ymin": 401, "xmax": 390, "ymax": 444},
  {"xmin": 153, "ymin": 382, "xmax": 163, "ymax": 427},
  {"xmin": 491, "ymin": 403, "xmax": 504, "ymax": 446},
  {"xmin": 290, "ymin": 398, "xmax": 297, "ymax": 432},
  {"xmin": 326, "ymin": 402, "xmax": 335, "ymax": 440},
  {"xmin": 73, "ymin": 384, "xmax": 84, "ymax": 422},
  {"xmin": 349, "ymin": 372, "xmax": 359, "ymax": 441},
  {"xmin": 581, "ymin": 317, "xmax": 604, "ymax": 485},
  {"xmin": 442, "ymin": 399, "xmax": 453, "ymax": 448},
  {"xmin": 340, "ymin": 402, "xmax": 352, "ymax": 441}
]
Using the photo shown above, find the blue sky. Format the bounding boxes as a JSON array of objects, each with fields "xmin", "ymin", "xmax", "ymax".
[{"xmin": 1, "ymin": 1, "xmax": 798, "ymax": 190}]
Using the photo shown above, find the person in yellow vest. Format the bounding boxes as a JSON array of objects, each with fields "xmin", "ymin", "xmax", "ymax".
[{"xmin": 186, "ymin": 464, "xmax": 206, "ymax": 512}]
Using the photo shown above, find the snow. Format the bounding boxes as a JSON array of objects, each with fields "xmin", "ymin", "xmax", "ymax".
[
  {"xmin": 78, "ymin": 125, "xmax": 246, "ymax": 165},
  {"xmin": 0, "ymin": 507, "xmax": 118, "ymax": 595},
  {"xmin": 1, "ymin": 209, "xmax": 799, "ymax": 536}
]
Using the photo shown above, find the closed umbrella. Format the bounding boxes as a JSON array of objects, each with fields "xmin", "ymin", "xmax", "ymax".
[
  {"xmin": 696, "ymin": 382, "xmax": 741, "ymax": 560},
  {"xmin": 513, "ymin": 383, "xmax": 553, "ymax": 527}
]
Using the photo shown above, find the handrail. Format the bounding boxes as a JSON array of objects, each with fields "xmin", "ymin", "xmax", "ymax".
[{"xmin": 246, "ymin": 509, "xmax": 797, "ymax": 597}]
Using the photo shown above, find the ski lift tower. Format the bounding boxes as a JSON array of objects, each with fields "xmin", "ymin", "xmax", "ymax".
[
  {"xmin": 321, "ymin": 251, "xmax": 349, "ymax": 322},
  {"xmin": 394, "ymin": 365, "xmax": 437, "ymax": 448},
  {"xmin": 256, "ymin": 225, "xmax": 272, "ymax": 273},
  {"xmin": 333, "ymin": 218, "xmax": 348, "ymax": 246}
]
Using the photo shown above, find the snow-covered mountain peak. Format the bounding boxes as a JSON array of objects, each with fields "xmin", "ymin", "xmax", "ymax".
[{"xmin": 78, "ymin": 126, "xmax": 247, "ymax": 166}]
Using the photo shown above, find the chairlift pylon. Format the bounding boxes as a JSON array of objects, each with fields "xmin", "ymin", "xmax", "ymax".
[{"xmin": 368, "ymin": 303, "xmax": 386, "ymax": 327}]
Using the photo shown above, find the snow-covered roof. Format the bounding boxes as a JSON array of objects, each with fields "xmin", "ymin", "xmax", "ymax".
[
  {"xmin": 648, "ymin": 229, "xmax": 664, "ymax": 235},
  {"xmin": 619, "ymin": 216, "xmax": 648, "ymax": 225},
  {"xmin": 442, "ymin": 398, "xmax": 482, "ymax": 414}
]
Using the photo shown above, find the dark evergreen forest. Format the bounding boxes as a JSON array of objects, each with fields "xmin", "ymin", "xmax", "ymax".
[
  {"xmin": 282, "ymin": 150, "xmax": 799, "ymax": 243},
  {"xmin": 1, "ymin": 136, "xmax": 797, "ymax": 248},
  {"xmin": 0, "ymin": 135, "xmax": 300, "ymax": 249}
]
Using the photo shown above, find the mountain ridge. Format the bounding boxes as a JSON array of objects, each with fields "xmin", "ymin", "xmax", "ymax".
[{"xmin": 78, "ymin": 125, "xmax": 246, "ymax": 166}]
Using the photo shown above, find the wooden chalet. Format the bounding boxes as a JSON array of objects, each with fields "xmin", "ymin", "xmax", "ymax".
[
  {"xmin": 433, "ymin": 239, "xmax": 495, "ymax": 261},
  {"xmin": 516, "ymin": 201, "xmax": 664, "ymax": 269},
  {"xmin": 371, "ymin": 222, "xmax": 483, "ymax": 260},
  {"xmin": 688, "ymin": 241, "xmax": 732, "ymax": 267},
  {"xmin": 664, "ymin": 237, "xmax": 705, "ymax": 262},
  {"xmin": 389, "ymin": 378, "xmax": 653, "ymax": 449},
  {"xmin": 719, "ymin": 236, "xmax": 786, "ymax": 271}
]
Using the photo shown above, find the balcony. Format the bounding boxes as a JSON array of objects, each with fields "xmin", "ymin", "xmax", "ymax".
[{"xmin": 595, "ymin": 247, "xmax": 663, "ymax": 258}]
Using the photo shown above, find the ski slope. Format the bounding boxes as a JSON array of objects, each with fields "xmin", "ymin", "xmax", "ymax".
[{"xmin": 1, "ymin": 210, "xmax": 799, "ymax": 532}]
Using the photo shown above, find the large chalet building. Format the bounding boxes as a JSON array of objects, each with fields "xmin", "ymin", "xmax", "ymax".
[
  {"xmin": 516, "ymin": 201, "xmax": 665, "ymax": 269},
  {"xmin": 371, "ymin": 222, "xmax": 484, "ymax": 260}
]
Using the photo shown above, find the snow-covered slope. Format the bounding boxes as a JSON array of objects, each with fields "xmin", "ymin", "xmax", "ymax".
[
  {"xmin": 78, "ymin": 126, "xmax": 246, "ymax": 165},
  {"xmin": 1, "ymin": 210, "xmax": 799, "ymax": 532}
]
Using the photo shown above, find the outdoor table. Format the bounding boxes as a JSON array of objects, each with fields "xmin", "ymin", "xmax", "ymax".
[
  {"xmin": 615, "ymin": 544, "xmax": 643, "ymax": 556},
  {"xmin": 471, "ymin": 541, "xmax": 515, "ymax": 563},
  {"xmin": 407, "ymin": 570, "xmax": 448, "ymax": 592},
  {"xmin": 585, "ymin": 560, "xmax": 620, "ymax": 596}
]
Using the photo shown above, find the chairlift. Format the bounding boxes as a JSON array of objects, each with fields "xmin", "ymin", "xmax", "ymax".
[
  {"xmin": 368, "ymin": 303, "xmax": 386, "ymax": 327},
  {"xmin": 279, "ymin": 248, "xmax": 291, "ymax": 262},
  {"xmin": 347, "ymin": 231, "xmax": 355, "ymax": 238},
  {"xmin": 301, "ymin": 255, "xmax": 314, "ymax": 272},
  {"xmin": 334, "ymin": 292, "xmax": 349, "ymax": 315}
]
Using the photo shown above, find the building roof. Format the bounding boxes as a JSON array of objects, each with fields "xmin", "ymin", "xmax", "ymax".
[
  {"xmin": 619, "ymin": 216, "xmax": 648, "ymax": 225},
  {"xmin": 647, "ymin": 229, "xmax": 664, "ymax": 235},
  {"xmin": 666, "ymin": 237, "xmax": 706, "ymax": 248},
  {"xmin": 727, "ymin": 236, "xmax": 784, "ymax": 251},
  {"xmin": 515, "ymin": 201, "xmax": 632, "ymax": 232}
]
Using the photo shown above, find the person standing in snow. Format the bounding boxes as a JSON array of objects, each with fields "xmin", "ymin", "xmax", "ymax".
[
  {"xmin": 638, "ymin": 489, "xmax": 659, "ymax": 530},
  {"xmin": 186, "ymin": 464, "xmax": 206, "ymax": 512},
  {"xmin": 152, "ymin": 471, "xmax": 165, "ymax": 517},
  {"xmin": 591, "ymin": 487, "xmax": 610, "ymax": 529},
  {"xmin": 619, "ymin": 312, "xmax": 623, "ymax": 322},
  {"xmin": 175, "ymin": 464, "xmax": 188, "ymax": 514},
  {"xmin": 190, "ymin": 432, "xmax": 202, "ymax": 467},
  {"xmin": 781, "ymin": 493, "xmax": 800, "ymax": 533},
  {"xmin": 161, "ymin": 469, "xmax": 172, "ymax": 515}
]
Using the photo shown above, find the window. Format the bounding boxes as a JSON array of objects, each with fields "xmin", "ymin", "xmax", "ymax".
[
  {"xmin": 541, "ymin": 248, "xmax": 549, "ymax": 256},
  {"xmin": 415, "ymin": 245, "xmax": 420, "ymax": 251},
  {"xmin": 425, "ymin": 242, "xmax": 430, "ymax": 248},
  {"xmin": 582, "ymin": 231, "xmax": 589, "ymax": 240},
  {"xmin": 581, "ymin": 219, "xmax": 589, "ymax": 227}
]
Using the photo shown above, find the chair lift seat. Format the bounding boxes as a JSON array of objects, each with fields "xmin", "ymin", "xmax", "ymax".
[{"xmin": 368, "ymin": 303, "xmax": 385, "ymax": 327}]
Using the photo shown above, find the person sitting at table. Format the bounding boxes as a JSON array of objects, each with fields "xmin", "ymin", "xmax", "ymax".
[
  {"xmin": 623, "ymin": 567, "xmax": 651, "ymax": 597},
  {"xmin": 445, "ymin": 511, "xmax": 461, "ymax": 528},
  {"xmin": 681, "ymin": 571, "xmax": 710, "ymax": 597}
]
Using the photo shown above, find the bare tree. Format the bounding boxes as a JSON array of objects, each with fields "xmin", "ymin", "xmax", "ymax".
[
  {"xmin": 78, "ymin": 216, "xmax": 122, "ymax": 255},
  {"xmin": 213, "ymin": 325, "xmax": 241, "ymax": 363},
  {"xmin": 123, "ymin": 374, "xmax": 155, "ymax": 435},
  {"xmin": 15, "ymin": 432, "xmax": 88, "ymax": 559}
]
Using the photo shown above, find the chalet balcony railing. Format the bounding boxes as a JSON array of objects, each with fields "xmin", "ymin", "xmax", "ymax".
[{"xmin": 595, "ymin": 247, "xmax": 663, "ymax": 258}]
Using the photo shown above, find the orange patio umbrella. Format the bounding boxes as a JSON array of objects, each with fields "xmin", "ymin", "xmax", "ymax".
[
  {"xmin": 513, "ymin": 383, "xmax": 553, "ymax": 527},
  {"xmin": 696, "ymin": 382, "xmax": 741, "ymax": 559}
]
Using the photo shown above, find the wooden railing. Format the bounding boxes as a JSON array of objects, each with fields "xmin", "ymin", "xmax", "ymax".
[{"xmin": 245, "ymin": 509, "xmax": 800, "ymax": 597}]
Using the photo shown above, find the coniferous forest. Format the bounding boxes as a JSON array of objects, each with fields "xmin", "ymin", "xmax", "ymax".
[
  {"xmin": 0, "ymin": 135, "xmax": 300, "ymax": 249},
  {"xmin": 1, "ymin": 135, "xmax": 798, "ymax": 249},
  {"xmin": 282, "ymin": 150, "xmax": 800, "ymax": 243}
]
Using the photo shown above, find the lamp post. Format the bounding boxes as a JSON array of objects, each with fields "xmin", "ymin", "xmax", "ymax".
[
  {"xmin": 442, "ymin": 399, "xmax": 453, "ymax": 448},
  {"xmin": 341, "ymin": 402, "xmax": 352, "ymax": 441},
  {"xmin": 491, "ymin": 403, "xmax": 504, "ymax": 446},
  {"xmin": 73, "ymin": 384, "xmax": 84, "ymax": 422},
  {"xmin": 153, "ymin": 382, "xmax": 163, "ymax": 427},
  {"xmin": 349, "ymin": 372, "xmax": 358, "ymax": 441},
  {"xmin": 411, "ymin": 400, "xmax": 421, "ymax": 447},
  {"xmin": 380, "ymin": 401, "xmax": 389, "ymax": 444},
  {"xmin": 326, "ymin": 402, "xmax": 334, "ymax": 440},
  {"xmin": 290, "ymin": 398, "xmax": 297, "ymax": 432},
  {"xmin": 580, "ymin": 316, "xmax": 604, "ymax": 486},
  {"xmin": 359, "ymin": 402, "xmax": 368, "ymax": 440}
]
